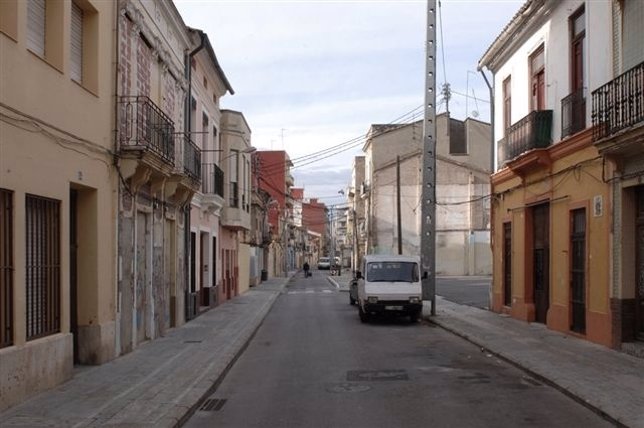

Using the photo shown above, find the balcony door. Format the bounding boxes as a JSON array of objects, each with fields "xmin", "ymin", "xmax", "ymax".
[
  {"xmin": 532, "ymin": 203, "xmax": 550, "ymax": 324},
  {"xmin": 530, "ymin": 46, "xmax": 545, "ymax": 111}
]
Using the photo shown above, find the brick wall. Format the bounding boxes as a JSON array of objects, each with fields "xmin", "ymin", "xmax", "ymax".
[{"xmin": 136, "ymin": 36, "xmax": 151, "ymax": 97}]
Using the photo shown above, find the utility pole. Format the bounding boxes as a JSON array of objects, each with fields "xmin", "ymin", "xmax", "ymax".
[
  {"xmin": 396, "ymin": 155, "xmax": 402, "ymax": 255},
  {"xmin": 352, "ymin": 208, "xmax": 359, "ymax": 275},
  {"xmin": 421, "ymin": 0, "xmax": 437, "ymax": 316}
]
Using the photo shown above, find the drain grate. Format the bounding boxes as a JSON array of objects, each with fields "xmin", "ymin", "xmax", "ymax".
[
  {"xmin": 199, "ymin": 398, "xmax": 227, "ymax": 412},
  {"xmin": 347, "ymin": 370, "xmax": 409, "ymax": 382},
  {"xmin": 183, "ymin": 340, "xmax": 202, "ymax": 344}
]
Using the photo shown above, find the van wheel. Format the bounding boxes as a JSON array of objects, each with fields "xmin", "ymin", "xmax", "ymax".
[
  {"xmin": 409, "ymin": 312, "xmax": 420, "ymax": 323},
  {"xmin": 359, "ymin": 306, "xmax": 370, "ymax": 323}
]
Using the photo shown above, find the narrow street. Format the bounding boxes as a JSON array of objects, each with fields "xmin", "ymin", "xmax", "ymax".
[{"xmin": 186, "ymin": 272, "xmax": 612, "ymax": 428}]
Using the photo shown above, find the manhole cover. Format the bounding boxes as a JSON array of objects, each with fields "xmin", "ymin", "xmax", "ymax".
[
  {"xmin": 346, "ymin": 370, "xmax": 409, "ymax": 382},
  {"xmin": 326, "ymin": 383, "xmax": 372, "ymax": 393}
]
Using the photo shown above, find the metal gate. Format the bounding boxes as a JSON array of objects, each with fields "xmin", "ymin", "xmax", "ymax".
[{"xmin": 533, "ymin": 203, "xmax": 550, "ymax": 324}]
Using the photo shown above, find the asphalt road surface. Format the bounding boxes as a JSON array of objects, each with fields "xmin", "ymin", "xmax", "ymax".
[
  {"xmin": 436, "ymin": 276, "xmax": 491, "ymax": 309},
  {"xmin": 186, "ymin": 271, "xmax": 611, "ymax": 428}
]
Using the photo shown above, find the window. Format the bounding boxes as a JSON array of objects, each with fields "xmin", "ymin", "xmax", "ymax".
[
  {"xmin": 70, "ymin": 2, "xmax": 83, "ymax": 83},
  {"xmin": 502, "ymin": 76, "xmax": 511, "ymax": 133},
  {"xmin": 229, "ymin": 150, "xmax": 239, "ymax": 207},
  {"xmin": 366, "ymin": 262, "xmax": 419, "ymax": 282},
  {"xmin": 27, "ymin": 0, "xmax": 46, "ymax": 57},
  {"xmin": 27, "ymin": 0, "xmax": 64, "ymax": 69},
  {"xmin": 449, "ymin": 119, "xmax": 467, "ymax": 154},
  {"xmin": 530, "ymin": 46, "xmax": 545, "ymax": 111},
  {"xmin": 26, "ymin": 195, "xmax": 61, "ymax": 341},
  {"xmin": 0, "ymin": 189, "xmax": 13, "ymax": 348},
  {"xmin": 570, "ymin": 6, "xmax": 585, "ymax": 92}
]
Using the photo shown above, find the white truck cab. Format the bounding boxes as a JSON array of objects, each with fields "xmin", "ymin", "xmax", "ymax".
[{"xmin": 356, "ymin": 254, "xmax": 423, "ymax": 323}]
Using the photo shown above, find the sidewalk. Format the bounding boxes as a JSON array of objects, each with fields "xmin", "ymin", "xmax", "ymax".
[
  {"xmin": 0, "ymin": 273, "xmax": 296, "ymax": 427},
  {"xmin": 329, "ymin": 274, "xmax": 644, "ymax": 427}
]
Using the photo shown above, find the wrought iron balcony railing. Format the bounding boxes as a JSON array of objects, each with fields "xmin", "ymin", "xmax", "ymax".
[
  {"xmin": 561, "ymin": 88, "xmax": 586, "ymax": 139},
  {"xmin": 592, "ymin": 61, "xmax": 644, "ymax": 141},
  {"xmin": 181, "ymin": 134, "xmax": 201, "ymax": 182},
  {"xmin": 118, "ymin": 96, "xmax": 175, "ymax": 164},
  {"xmin": 501, "ymin": 110, "xmax": 553, "ymax": 163},
  {"xmin": 201, "ymin": 163, "xmax": 224, "ymax": 197}
]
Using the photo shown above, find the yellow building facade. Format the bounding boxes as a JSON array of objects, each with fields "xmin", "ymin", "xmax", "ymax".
[{"xmin": 0, "ymin": 0, "xmax": 117, "ymax": 410}]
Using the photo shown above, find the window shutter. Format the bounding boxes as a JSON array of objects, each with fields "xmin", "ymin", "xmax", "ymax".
[
  {"xmin": 27, "ymin": 0, "xmax": 46, "ymax": 57},
  {"xmin": 70, "ymin": 2, "xmax": 83, "ymax": 82},
  {"xmin": 622, "ymin": 0, "xmax": 644, "ymax": 72}
]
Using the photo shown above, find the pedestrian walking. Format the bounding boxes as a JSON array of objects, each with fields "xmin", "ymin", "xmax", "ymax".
[{"xmin": 303, "ymin": 262, "xmax": 310, "ymax": 278}]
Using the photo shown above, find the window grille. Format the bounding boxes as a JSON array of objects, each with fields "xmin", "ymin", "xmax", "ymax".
[
  {"xmin": 0, "ymin": 189, "xmax": 13, "ymax": 348},
  {"xmin": 26, "ymin": 195, "xmax": 61, "ymax": 341}
]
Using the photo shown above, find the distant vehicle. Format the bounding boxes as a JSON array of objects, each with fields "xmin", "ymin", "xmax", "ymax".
[
  {"xmin": 356, "ymin": 254, "xmax": 422, "ymax": 323},
  {"xmin": 317, "ymin": 257, "xmax": 331, "ymax": 270}
]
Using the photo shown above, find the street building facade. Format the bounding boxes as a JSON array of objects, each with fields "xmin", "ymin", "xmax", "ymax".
[
  {"xmin": 347, "ymin": 156, "xmax": 367, "ymax": 272},
  {"xmin": 480, "ymin": 0, "xmax": 643, "ymax": 348},
  {"xmin": 219, "ymin": 110, "xmax": 253, "ymax": 298},
  {"xmin": 0, "ymin": 0, "xmax": 117, "ymax": 410},
  {"xmin": 361, "ymin": 115, "xmax": 492, "ymax": 275},
  {"xmin": 186, "ymin": 29, "xmax": 234, "ymax": 316},
  {"xmin": 115, "ymin": 0, "xmax": 198, "ymax": 353},
  {"xmin": 256, "ymin": 150, "xmax": 295, "ymax": 276}
]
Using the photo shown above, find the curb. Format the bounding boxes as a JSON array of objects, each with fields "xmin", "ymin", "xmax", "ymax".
[
  {"xmin": 175, "ymin": 274, "xmax": 295, "ymax": 427},
  {"xmin": 429, "ymin": 315, "xmax": 628, "ymax": 428}
]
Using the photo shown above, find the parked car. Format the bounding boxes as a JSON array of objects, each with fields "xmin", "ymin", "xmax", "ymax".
[
  {"xmin": 356, "ymin": 254, "xmax": 422, "ymax": 323},
  {"xmin": 317, "ymin": 257, "xmax": 331, "ymax": 270}
]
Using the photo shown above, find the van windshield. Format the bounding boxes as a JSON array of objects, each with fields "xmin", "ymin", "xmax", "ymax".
[{"xmin": 366, "ymin": 262, "xmax": 419, "ymax": 282}]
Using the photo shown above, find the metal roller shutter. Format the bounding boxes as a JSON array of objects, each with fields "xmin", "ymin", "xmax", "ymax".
[
  {"xmin": 71, "ymin": 2, "xmax": 83, "ymax": 82},
  {"xmin": 27, "ymin": 0, "xmax": 45, "ymax": 57}
]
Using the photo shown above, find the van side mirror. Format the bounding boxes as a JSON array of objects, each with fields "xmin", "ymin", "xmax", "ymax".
[{"xmin": 355, "ymin": 271, "xmax": 362, "ymax": 279}]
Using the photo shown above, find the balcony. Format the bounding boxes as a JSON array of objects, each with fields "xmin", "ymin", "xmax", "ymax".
[
  {"xmin": 286, "ymin": 172, "xmax": 295, "ymax": 186},
  {"xmin": 182, "ymin": 134, "xmax": 201, "ymax": 183},
  {"xmin": 202, "ymin": 163, "xmax": 224, "ymax": 197},
  {"xmin": 499, "ymin": 110, "xmax": 553, "ymax": 165},
  {"xmin": 200, "ymin": 163, "xmax": 225, "ymax": 214},
  {"xmin": 222, "ymin": 181, "xmax": 250, "ymax": 230},
  {"xmin": 118, "ymin": 96, "xmax": 174, "ymax": 167},
  {"xmin": 592, "ymin": 61, "xmax": 644, "ymax": 153},
  {"xmin": 561, "ymin": 88, "xmax": 586, "ymax": 139}
]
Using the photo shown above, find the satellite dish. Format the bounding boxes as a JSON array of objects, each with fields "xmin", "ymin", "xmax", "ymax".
[{"xmin": 471, "ymin": 110, "xmax": 479, "ymax": 118}]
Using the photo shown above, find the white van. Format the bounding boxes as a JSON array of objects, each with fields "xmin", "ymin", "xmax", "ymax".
[{"xmin": 356, "ymin": 254, "xmax": 422, "ymax": 323}]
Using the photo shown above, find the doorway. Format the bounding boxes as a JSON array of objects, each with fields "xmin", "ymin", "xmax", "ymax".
[
  {"xmin": 636, "ymin": 187, "xmax": 644, "ymax": 340},
  {"xmin": 69, "ymin": 189, "xmax": 79, "ymax": 364},
  {"xmin": 532, "ymin": 203, "xmax": 550, "ymax": 324}
]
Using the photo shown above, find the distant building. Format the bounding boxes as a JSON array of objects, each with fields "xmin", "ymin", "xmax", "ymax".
[
  {"xmin": 256, "ymin": 150, "xmax": 295, "ymax": 276},
  {"xmin": 361, "ymin": 115, "xmax": 492, "ymax": 275}
]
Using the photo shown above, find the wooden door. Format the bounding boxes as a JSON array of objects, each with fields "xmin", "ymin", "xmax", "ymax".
[{"xmin": 533, "ymin": 204, "xmax": 550, "ymax": 324}]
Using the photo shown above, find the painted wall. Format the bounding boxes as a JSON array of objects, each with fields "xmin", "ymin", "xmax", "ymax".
[{"xmin": 0, "ymin": 0, "xmax": 117, "ymax": 410}]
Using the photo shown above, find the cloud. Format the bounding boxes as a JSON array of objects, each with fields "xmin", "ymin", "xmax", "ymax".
[{"xmin": 175, "ymin": 0, "xmax": 523, "ymax": 198}]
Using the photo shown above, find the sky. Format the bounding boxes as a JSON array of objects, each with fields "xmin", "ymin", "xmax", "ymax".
[{"xmin": 174, "ymin": 0, "xmax": 524, "ymax": 207}]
